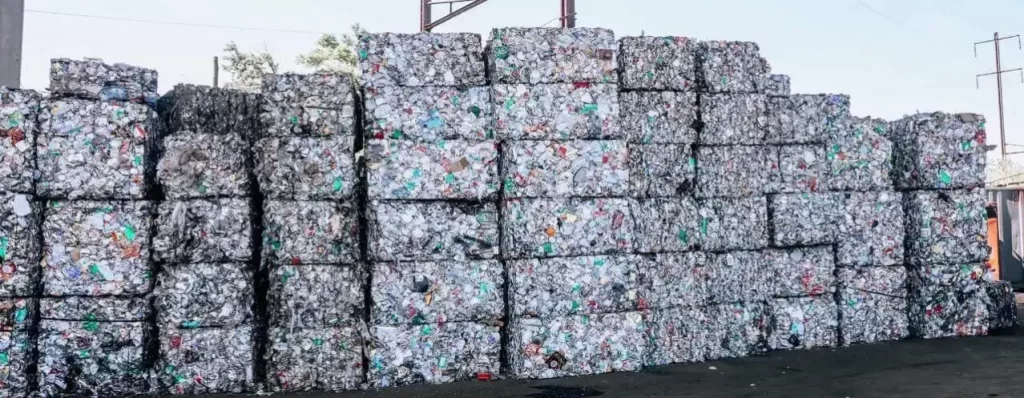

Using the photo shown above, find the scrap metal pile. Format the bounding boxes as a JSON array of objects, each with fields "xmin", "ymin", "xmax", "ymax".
[{"xmin": 0, "ymin": 27, "xmax": 1011, "ymax": 396}]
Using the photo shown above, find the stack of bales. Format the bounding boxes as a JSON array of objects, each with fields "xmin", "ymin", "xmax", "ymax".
[
  {"xmin": 0, "ymin": 86, "xmax": 42, "ymax": 397},
  {"xmin": 151, "ymin": 85, "xmax": 258, "ymax": 394},
  {"xmin": 488, "ymin": 28, "xmax": 644, "ymax": 379},
  {"xmin": 36, "ymin": 59, "xmax": 160, "ymax": 395},
  {"xmin": 359, "ymin": 33, "xmax": 502, "ymax": 387},
  {"xmin": 254, "ymin": 74, "xmax": 364, "ymax": 392}
]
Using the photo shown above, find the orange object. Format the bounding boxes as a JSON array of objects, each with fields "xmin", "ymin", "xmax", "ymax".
[
  {"xmin": 987, "ymin": 217, "xmax": 1000, "ymax": 280},
  {"xmin": 545, "ymin": 226, "xmax": 556, "ymax": 237}
]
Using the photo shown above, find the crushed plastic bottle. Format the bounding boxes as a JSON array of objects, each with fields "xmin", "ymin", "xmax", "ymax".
[
  {"xmin": 503, "ymin": 140, "xmax": 628, "ymax": 198},
  {"xmin": 492, "ymin": 83, "xmax": 621, "ymax": 140},
  {"xmin": 488, "ymin": 27, "xmax": 617, "ymax": 85},
  {"xmin": 366, "ymin": 139, "xmax": 498, "ymax": 200},
  {"xmin": 618, "ymin": 91, "xmax": 698, "ymax": 144},
  {"xmin": 359, "ymin": 33, "xmax": 486, "ymax": 88},
  {"xmin": 618, "ymin": 36, "xmax": 698, "ymax": 91},
  {"xmin": 372, "ymin": 260, "xmax": 504, "ymax": 324},
  {"xmin": 0, "ymin": 87, "xmax": 41, "ymax": 193}
]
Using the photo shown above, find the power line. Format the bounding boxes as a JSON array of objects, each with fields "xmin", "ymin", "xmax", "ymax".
[{"xmin": 24, "ymin": 9, "xmax": 333, "ymax": 36}]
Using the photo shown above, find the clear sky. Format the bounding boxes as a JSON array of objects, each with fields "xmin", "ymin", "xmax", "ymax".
[{"xmin": 17, "ymin": 0, "xmax": 1024, "ymax": 155}]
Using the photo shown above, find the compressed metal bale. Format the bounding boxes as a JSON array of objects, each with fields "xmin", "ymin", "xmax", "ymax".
[
  {"xmin": 487, "ymin": 27, "xmax": 617, "ymax": 85},
  {"xmin": 157, "ymin": 132, "xmax": 250, "ymax": 199},
  {"xmin": 368, "ymin": 201, "xmax": 498, "ymax": 262},
  {"xmin": 253, "ymin": 135, "xmax": 357, "ymax": 200},
  {"xmin": 368, "ymin": 322, "xmax": 500, "ymax": 387},
  {"xmin": 155, "ymin": 262, "xmax": 253, "ymax": 328},
  {"xmin": 268, "ymin": 264, "xmax": 364, "ymax": 329},
  {"xmin": 766, "ymin": 94, "xmax": 849, "ymax": 144},
  {"xmin": 373, "ymin": 260, "xmax": 503, "ymax": 325},
  {"xmin": 0, "ymin": 87, "xmax": 41, "ymax": 193},
  {"xmin": 630, "ymin": 197, "xmax": 704, "ymax": 254},
  {"xmin": 908, "ymin": 263, "xmax": 992, "ymax": 339},
  {"xmin": 767, "ymin": 144, "xmax": 827, "ymax": 193},
  {"xmin": 769, "ymin": 193, "xmax": 842, "ymax": 247},
  {"xmin": 155, "ymin": 326, "xmax": 254, "ymax": 394},
  {"xmin": 765, "ymin": 74, "xmax": 791, "ymax": 97},
  {"xmin": 37, "ymin": 320, "xmax": 147, "ymax": 396},
  {"xmin": 695, "ymin": 146, "xmax": 770, "ymax": 198},
  {"xmin": 703, "ymin": 196, "xmax": 769, "ymax": 252},
  {"xmin": 628, "ymin": 144, "xmax": 696, "ymax": 198},
  {"xmin": 359, "ymin": 32, "xmax": 486, "ymax": 88},
  {"xmin": 153, "ymin": 199, "xmax": 252, "ymax": 264},
  {"xmin": 892, "ymin": 112, "xmax": 986, "ymax": 190},
  {"xmin": 769, "ymin": 247, "xmax": 835, "ymax": 298},
  {"xmin": 265, "ymin": 326, "xmax": 364, "ymax": 392},
  {"xmin": 364, "ymin": 85, "xmax": 493, "ymax": 141},
  {"xmin": 503, "ymin": 140, "xmax": 628, "ymax": 198},
  {"xmin": 40, "ymin": 296, "xmax": 148, "ymax": 321},
  {"xmin": 508, "ymin": 312, "xmax": 644, "ymax": 379},
  {"xmin": 643, "ymin": 306, "xmax": 711, "ymax": 365},
  {"xmin": 42, "ymin": 200, "xmax": 152, "ymax": 296},
  {"xmin": 825, "ymin": 116, "xmax": 893, "ymax": 191},
  {"xmin": 618, "ymin": 91, "xmax": 698, "ymax": 145},
  {"xmin": 49, "ymin": 58, "xmax": 158, "ymax": 103},
  {"xmin": 492, "ymin": 83, "xmax": 621, "ymax": 141},
  {"xmin": 366, "ymin": 139, "xmax": 499, "ymax": 200},
  {"xmin": 699, "ymin": 94, "xmax": 768, "ymax": 145},
  {"xmin": 984, "ymin": 280, "xmax": 1017, "ymax": 331},
  {"xmin": 157, "ymin": 84, "xmax": 255, "ymax": 136},
  {"xmin": 37, "ymin": 98, "xmax": 160, "ymax": 199},
  {"xmin": 698, "ymin": 41, "xmax": 771, "ymax": 94},
  {"xmin": 836, "ymin": 191, "xmax": 904, "ymax": 267},
  {"xmin": 705, "ymin": 302, "xmax": 771, "ymax": 360},
  {"xmin": 501, "ymin": 198, "xmax": 633, "ymax": 259},
  {"xmin": 0, "ymin": 298, "xmax": 34, "ymax": 331},
  {"xmin": 706, "ymin": 251, "xmax": 772, "ymax": 304},
  {"xmin": 768, "ymin": 296, "xmax": 838, "ymax": 350},
  {"xmin": 837, "ymin": 266, "xmax": 909, "ymax": 345},
  {"xmin": 617, "ymin": 36, "xmax": 698, "ymax": 91},
  {"xmin": 638, "ymin": 252, "xmax": 709, "ymax": 310},
  {"xmin": 0, "ymin": 330, "xmax": 32, "ymax": 397},
  {"xmin": 903, "ymin": 189, "xmax": 989, "ymax": 266},
  {"xmin": 0, "ymin": 193, "xmax": 40, "ymax": 297},
  {"xmin": 263, "ymin": 200, "xmax": 359, "ymax": 265},
  {"xmin": 509, "ymin": 255, "xmax": 640, "ymax": 318},
  {"xmin": 260, "ymin": 73, "xmax": 355, "ymax": 137}
]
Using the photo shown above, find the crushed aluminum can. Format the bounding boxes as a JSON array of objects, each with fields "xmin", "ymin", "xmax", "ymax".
[
  {"xmin": 509, "ymin": 255, "xmax": 640, "ymax": 318},
  {"xmin": 825, "ymin": 116, "xmax": 893, "ymax": 192},
  {"xmin": 153, "ymin": 199, "xmax": 252, "ymax": 264},
  {"xmin": 769, "ymin": 246, "xmax": 835, "ymax": 298},
  {"xmin": 157, "ymin": 84, "xmax": 256, "ymax": 137},
  {"xmin": 698, "ymin": 41, "xmax": 770, "ymax": 94},
  {"xmin": 42, "ymin": 200, "xmax": 152, "ymax": 296},
  {"xmin": 769, "ymin": 296, "xmax": 838, "ymax": 350},
  {"xmin": 908, "ymin": 262, "xmax": 992, "ymax": 339},
  {"xmin": 706, "ymin": 251, "xmax": 772, "ymax": 304},
  {"xmin": 0, "ymin": 298, "xmax": 34, "ymax": 331},
  {"xmin": 0, "ymin": 329, "xmax": 32, "ymax": 396},
  {"xmin": 264, "ymin": 326, "xmax": 364, "ymax": 392},
  {"xmin": 702, "ymin": 196, "xmax": 769, "ymax": 252},
  {"xmin": 765, "ymin": 74, "xmax": 791, "ymax": 97},
  {"xmin": 492, "ymin": 83, "xmax": 622, "ymax": 141},
  {"xmin": 373, "ymin": 260, "xmax": 503, "ymax": 324},
  {"xmin": 366, "ymin": 139, "xmax": 499, "ymax": 200},
  {"xmin": 628, "ymin": 144, "xmax": 696, "ymax": 198},
  {"xmin": 368, "ymin": 200, "xmax": 498, "ymax": 262},
  {"xmin": 268, "ymin": 264, "xmax": 364, "ymax": 329},
  {"xmin": 359, "ymin": 33, "xmax": 486, "ymax": 88},
  {"xmin": 699, "ymin": 94, "xmax": 768, "ymax": 145},
  {"xmin": 368, "ymin": 322, "xmax": 500, "ymax": 387},
  {"xmin": 363, "ymin": 85, "xmax": 493, "ymax": 141},
  {"xmin": 618, "ymin": 91, "xmax": 698, "ymax": 144},
  {"xmin": 40, "ymin": 296, "xmax": 148, "ymax": 321},
  {"xmin": 769, "ymin": 193, "xmax": 842, "ymax": 247},
  {"xmin": 836, "ymin": 191, "xmax": 904, "ymax": 267},
  {"xmin": 0, "ymin": 193, "xmax": 41, "ymax": 297},
  {"xmin": 617, "ymin": 36, "xmax": 699, "ymax": 91},
  {"xmin": 508, "ymin": 312, "xmax": 644, "ymax": 379},
  {"xmin": 49, "ymin": 58, "xmax": 159, "ymax": 104},
  {"xmin": 157, "ymin": 132, "xmax": 250, "ymax": 199},
  {"xmin": 502, "ymin": 140, "xmax": 629, "ymax": 198},
  {"xmin": 638, "ymin": 252, "xmax": 709, "ymax": 310},
  {"xmin": 263, "ymin": 200, "xmax": 359, "ymax": 265},
  {"xmin": 892, "ymin": 112, "xmax": 987, "ymax": 190},
  {"xmin": 155, "ymin": 262, "xmax": 253, "ymax": 328},
  {"xmin": 705, "ymin": 302, "xmax": 770, "ymax": 360},
  {"xmin": 984, "ymin": 280, "xmax": 1017, "ymax": 331},
  {"xmin": 155, "ymin": 326, "xmax": 255, "ymax": 394},
  {"xmin": 630, "ymin": 197, "xmax": 704, "ymax": 254},
  {"xmin": 767, "ymin": 94, "xmax": 849, "ymax": 145},
  {"xmin": 253, "ymin": 135, "xmax": 357, "ymax": 200},
  {"xmin": 696, "ymin": 146, "xmax": 770, "ymax": 198},
  {"xmin": 767, "ymin": 144, "xmax": 827, "ymax": 194},
  {"xmin": 501, "ymin": 198, "xmax": 633, "ymax": 259},
  {"xmin": 37, "ymin": 320, "xmax": 148, "ymax": 396},
  {"xmin": 903, "ymin": 189, "xmax": 989, "ymax": 266},
  {"xmin": 0, "ymin": 87, "xmax": 41, "ymax": 193},
  {"xmin": 487, "ymin": 27, "xmax": 617, "ymax": 85},
  {"xmin": 260, "ymin": 73, "xmax": 355, "ymax": 137},
  {"xmin": 643, "ymin": 306, "xmax": 711, "ymax": 365},
  {"xmin": 837, "ymin": 266, "xmax": 909, "ymax": 346}
]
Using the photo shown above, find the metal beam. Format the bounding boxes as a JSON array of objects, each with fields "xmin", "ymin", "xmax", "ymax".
[
  {"xmin": 422, "ymin": 0, "xmax": 488, "ymax": 32},
  {"xmin": 0, "ymin": 0, "xmax": 25, "ymax": 88}
]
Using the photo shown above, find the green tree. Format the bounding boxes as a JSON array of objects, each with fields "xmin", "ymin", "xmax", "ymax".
[
  {"xmin": 297, "ymin": 24, "xmax": 367, "ymax": 76},
  {"xmin": 221, "ymin": 42, "xmax": 279, "ymax": 93}
]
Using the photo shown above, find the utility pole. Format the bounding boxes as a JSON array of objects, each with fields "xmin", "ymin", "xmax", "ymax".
[
  {"xmin": 976, "ymin": 32, "xmax": 1024, "ymax": 157},
  {"xmin": 561, "ymin": 0, "xmax": 576, "ymax": 28},
  {"xmin": 213, "ymin": 56, "xmax": 219, "ymax": 88},
  {"xmin": 0, "ymin": 0, "xmax": 25, "ymax": 88}
]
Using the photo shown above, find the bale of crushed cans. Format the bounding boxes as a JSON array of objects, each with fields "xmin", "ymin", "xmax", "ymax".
[
  {"xmin": 359, "ymin": 33, "xmax": 486, "ymax": 88},
  {"xmin": 368, "ymin": 200, "xmax": 498, "ymax": 262},
  {"xmin": 826, "ymin": 116, "xmax": 893, "ymax": 191},
  {"xmin": 42, "ymin": 200, "xmax": 152, "ymax": 296},
  {"xmin": 700, "ymin": 94, "xmax": 768, "ymax": 145},
  {"xmin": 492, "ymin": 83, "xmax": 621, "ymax": 140},
  {"xmin": 363, "ymin": 85, "xmax": 492, "ymax": 141},
  {"xmin": 618, "ymin": 91, "xmax": 698, "ymax": 144},
  {"xmin": 699, "ymin": 41, "xmax": 770, "ymax": 94},
  {"xmin": 706, "ymin": 251, "xmax": 772, "ymax": 304},
  {"xmin": 0, "ymin": 87, "xmax": 41, "ymax": 193},
  {"xmin": 501, "ymin": 198, "xmax": 633, "ymax": 259},
  {"xmin": 769, "ymin": 193, "xmax": 842, "ymax": 247},
  {"xmin": 366, "ymin": 139, "xmax": 499, "ymax": 200},
  {"xmin": 368, "ymin": 322, "xmax": 500, "ymax": 387},
  {"xmin": 37, "ymin": 297, "xmax": 148, "ymax": 396},
  {"xmin": 630, "ymin": 197, "xmax": 704, "ymax": 254},
  {"xmin": 157, "ymin": 132, "xmax": 250, "ymax": 199},
  {"xmin": 157, "ymin": 84, "xmax": 256, "ymax": 136},
  {"xmin": 0, "ymin": 193, "xmax": 40, "ymax": 297},
  {"xmin": 769, "ymin": 296, "xmax": 838, "ymax": 350},
  {"xmin": 892, "ymin": 112, "xmax": 986, "ymax": 190},
  {"xmin": 155, "ymin": 326, "xmax": 255, "ymax": 394},
  {"xmin": 836, "ymin": 191, "xmax": 904, "ymax": 267},
  {"xmin": 372, "ymin": 260, "xmax": 503, "ymax": 324},
  {"xmin": 263, "ymin": 200, "xmax": 359, "ymax": 265},
  {"xmin": 487, "ymin": 27, "xmax": 617, "ymax": 85},
  {"xmin": 509, "ymin": 255, "xmax": 639, "ymax": 318},
  {"xmin": 696, "ymin": 146, "xmax": 770, "ymax": 198},
  {"xmin": 37, "ymin": 98, "xmax": 161, "ymax": 199},
  {"xmin": 908, "ymin": 263, "xmax": 992, "ymax": 339},
  {"xmin": 629, "ymin": 144, "xmax": 696, "ymax": 198},
  {"xmin": 268, "ymin": 264, "xmax": 364, "ymax": 329},
  {"xmin": 508, "ymin": 312, "xmax": 644, "ymax": 379},
  {"xmin": 985, "ymin": 280, "xmax": 1018, "ymax": 331},
  {"xmin": 767, "ymin": 94, "xmax": 848, "ymax": 145},
  {"xmin": 837, "ymin": 266, "xmax": 909, "ymax": 345},
  {"xmin": 0, "ymin": 298, "xmax": 35, "ymax": 396},
  {"xmin": 618, "ymin": 36, "xmax": 699, "ymax": 91},
  {"xmin": 767, "ymin": 145, "xmax": 827, "ymax": 193},
  {"xmin": 638, "ymin": 252, "xmax": 708, "ymax": 309},
  {"xmin": 153, "ymin": 199, "xmax": 252, "ymax": 264},
  {"xmin": 265, "ymin": 326, "xmax": 364, "ymax": 392},
  {"xmin": 903, "ymin": 189, "xmax": 989, "ymax": 266},
  {"xmin": 769, "ymin": 246, "xmax": 835, "ymax": 298},
  {"xmin": 155, "ymin": 262, "xmax": 253, "ymax": 328},
  {"xmin": 643, "ymin": 306, "xmax": 710, "ymax": 365},
  {"xmin": 703, "ymin": 197, "xmax": 769, "ymax": 252},
  {"xmin": 502, "ymin": 140, "xmax": 629, "ymax": 198},
  {"xmin": 260, "ymin": 73, "xmax": 355, "ymax": 137},
  {"xmin": 49, "ymin": 58, "xmax": 158, "ymax": 104},
  {"xmin": 705, "ymin": 302, "xmax": 771, "ymax": 359},
  {"xmin": 765, "ymin": 75, "xmax": 791, "ymax": 97},
  {"xmin": 253, "ymin": 136, "xmax": 357, "ymax": 200}
]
